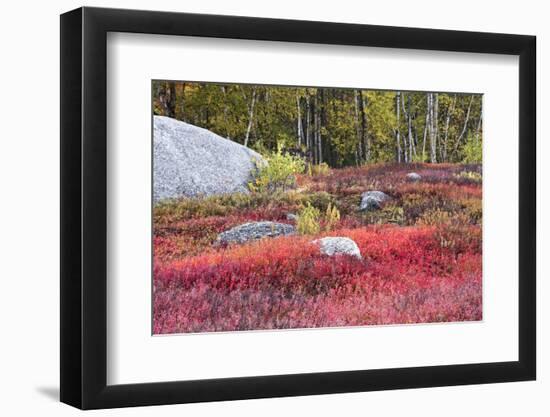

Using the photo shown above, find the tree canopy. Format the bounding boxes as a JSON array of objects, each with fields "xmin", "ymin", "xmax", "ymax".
[{"xmin": 153, "ymin": 81, "xmax": 482, "ymax": 167}]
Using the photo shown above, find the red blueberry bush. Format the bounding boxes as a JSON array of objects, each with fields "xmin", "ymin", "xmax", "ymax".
[{"xmin": 153, "ymin": 163, "xmax": 482, "ymax": 334}]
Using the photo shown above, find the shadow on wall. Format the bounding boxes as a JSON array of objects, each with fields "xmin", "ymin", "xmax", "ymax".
[{"xmin": 35, "ymin": 386, "xmax": 59, "ymax": 401}]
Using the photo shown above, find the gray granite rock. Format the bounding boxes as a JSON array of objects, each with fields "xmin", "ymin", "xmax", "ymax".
[
  {"xmin": 216, "ymin": 221, "xmax": 295, "ymax": 245},
  {"xmin": 406, "ymin": 172, "xmax": 422, "ymax": 181},
  {"xmin": 286, "ymin": 213, "xmax": 298, "ymax": 222},
  {"xmin": 153, "ymin": 116, "xmax": 265, "ymax": 202},
  {"xmin": 359, "ymin": 191, "xmax": 391, "ymax": 211},
  {"xmin": 314, "ymin": 237, "xmax": 362, "ymax": 259}
]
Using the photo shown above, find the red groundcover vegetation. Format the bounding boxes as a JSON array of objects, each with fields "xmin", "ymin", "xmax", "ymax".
[{"xmin": 153, "ymin": 163, "xmax": 482, "ymax": 334}]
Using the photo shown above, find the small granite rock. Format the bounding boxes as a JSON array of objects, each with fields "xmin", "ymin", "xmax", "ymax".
[
  {"xmin": 216, "ymin": 221, "xmax": 295, "ymax": 245},
  {"xmin": 314, "ymin": 237, "xmax": 362, "ymax": 259},
  {"xmin": 359, "ymin": 191, "xmax": 391, "ymax": 211},
  {"xmin": 286, "ymin": 213, "xmax": 298, "ymax": 222},
  {"xmin": 406, "ymin": 172, "xmax": 422, "ymax": 181}
]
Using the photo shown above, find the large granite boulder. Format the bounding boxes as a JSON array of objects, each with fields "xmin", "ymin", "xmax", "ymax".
[
  {"xmin": 359, "ymin": 191, "xmax": 391, "ymax": 211},
  {"xmin": 216, "ymin": 221, "xmax": 295, "ymax": 245},
  {"xmin": 153, "ymin": 116, "xmax": 264, "ymax": 202},
  {"xmin": 314, "ymin": 237, "xmax": 362, "ymax": 259}
]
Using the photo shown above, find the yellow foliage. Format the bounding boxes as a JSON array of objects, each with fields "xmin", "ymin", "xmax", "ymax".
[
  {"xmin": 455, "ymin": 171, "xmax": 482, "ymax": 183},
  {"xmin": 416, "ymin": 208, "xmax": 452, "ymax": 226},
  {"xmin": 459, "ymin": 198, "xmax": 483, "ymax": 224},
  {"xmin": 249, "ymin": 146, "xmax": 305, "ymax": 193},
  {"xmin": 297, "ymin": 203, "xmax": 321, "ymax": 235},
  {"xmin": 309, "ymin": 162, "xmax": 331, "ymax": 176},
  {"xmin": 324, "ymin": 203, "xmax": 341, "ymax": 231}
]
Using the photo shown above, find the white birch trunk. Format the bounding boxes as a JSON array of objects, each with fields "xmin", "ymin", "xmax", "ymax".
[
  {"xmin": 396, "ymin": 92, "xmax": 401, "ymax": 163},
  {"xmin": 296, "ymin": 93, "xmax": 303, "ymax": 147},
  {"xmin": 243, "ymin": 87, "xmax": 257, "ymax": 148},
  {"xmin": 407, "ymin": 94, "xmax": 413, "ymax": 162},
  {"xmin": 401, "ymin": 93, "xmax": 408, "ymax": 162},
  {"xmin": 453, "ymin": 95, "xmax": 474, "ymax": 156},
  {"xmin": 443, "ymin": 94, "xmax": 457, "ymax": 162},
  {"xmin": 430, "ymin": 93, "xmax": 438, "ymax": 163},
  {"xmin": 317, "ymin": 109, "xmax": 322, "ymax": 164},
  {"xmin": 305, "ymin": 95, "xmax": 311, "ymax": 161},
  {"xmin": 475, "ymin": 105, "xmax": 483, "ymax": 144},
  {"xmin": 422, "ymin": 94, "xmax": 430, "ymax": 162}
]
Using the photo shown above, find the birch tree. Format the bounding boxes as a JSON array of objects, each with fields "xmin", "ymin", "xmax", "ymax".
[
  {"xmin": 407, "ymin": 94, "xmax": 414, "ymax": 162},
  {"xmin": 396, "ymin": 92, "xmax": 401, "ymax": 163},
  {"xmin": 422, "ymin": 93, "xmax": 432, "ymax": 162},
  {"xmin": 453, "ymin": 95, "xmax": 474, "ymax": 156},
  {"xmin": 152, "ymin": 80, "xmax": 483, "ymax": 166},
  {"xmin": 305, "ymin": 94, "xmax": 311, "ymax": 161},
  {"xmin": 442, "ymin": 94, "xmax": 457, "ymax": 162},
  {"xmin": 433, "ymin": 93, "xmax": 439, "ymax": 163},
  {"xmin": 296, "ymin": 93, "xmax": 304, "ymax": 147},
  {"xmin": 243, "ymin": 87, "xmax": 257, "ymax": 147}
]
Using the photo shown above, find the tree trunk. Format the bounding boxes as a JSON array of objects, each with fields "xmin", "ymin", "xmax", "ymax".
[
  {"xmin": 168, "ymin": 82, "xmax": 176, "ymax": 118},
  {"xmin": 221, "ymin": 85, "xmax": 230, "ymax": 139},
  {"xmin": 296, "ymin": 93, "xmax": 303, "ymax": 147},
  {"xmin": 178, "ymin": 82, "xmax": 186, "ymax": 121},
  {"xmin": 360, "ymin": 93, "xmax": 369, "ymax": 162},
  {"xmin": 413, "ymin": 126, "xmax": 418, "ymax": 159},
  {"xmin": 243, "ymin": 87, "xmax": 257, "ymax": 147},
  {"xmin": 401, "ymin": 93, "xmax": 408, "ymax": 162},
  {"xmin": 429, "ymin": 93, "xmax": 438, "ymax": 163},
  {"xmin": 475, "ymin": 106, "xmax": 483, "ymax": 144},
  {"xmin": 316, "ymin": 93, "xmax": 323, "ymax": 164},
  {"xmin": 158, "ymin": 81, "xmax": 176, "ymax": 118},
  {"xmin": 396, "ymin": 92, "xmax": 401, "ymax": 163},
  {"xmin": 453, "ymin": 95, "xmax": 474, "ymax": 156},
  {"xmin": 422, "ymin": 93, "xmax": 429, "ymax": 162},
  {"xmin": 430, "ymin": 93, "xmax": 438, "ymax": 163},
  {"xmin": 305, "ymin": 95, "xmax": 311, "ymax": 162},
  {"xmin": 354, "ymin": 90, "xmax": 363, "ymax": 165},
  {"xmin": 442, "ymin": 94, "xmax": 457, "ymax": 162},
  {"xmin": 312, "ymin": 96, "xmax": 318, "ymax": 164},
  {"xmin": 407, "ymin": 94, "xmax": 413, "ymax": 162}
]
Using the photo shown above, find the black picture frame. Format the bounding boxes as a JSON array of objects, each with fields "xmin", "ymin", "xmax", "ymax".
[{"xmin": 60, "ymin": 6, "xmax": 536, "ymax": 410}]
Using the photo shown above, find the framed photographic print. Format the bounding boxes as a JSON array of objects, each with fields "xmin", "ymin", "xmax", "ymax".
[{"xmin": 60, "ymin": 6, "xmax": 536, "ymax": 409}]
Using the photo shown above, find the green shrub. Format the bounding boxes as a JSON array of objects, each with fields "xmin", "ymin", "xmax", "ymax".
[
  {"xmin": 381, "ymin": 205, "xmax": 404, "ymax": 224},
  {"xmin": 296, "ymin": 203, "xmax": 321, "ymax": 235},
  {"xmin": 462, "ymin": 133, "xmax": 482, "ymax": 164},
  {"xmin": 154, "ymin": 189, "xmax": 333, "ymax": 226},
  {"xmin": 303, "ymin": 191, "xmax": 335, "ymax": 212},
  {"xmin": 324, "ymin": 203, "xmax": 341, "ymax": 231},
  {"xmin": 417, "ymin": 208, "xmax": 473, "ymax": 228},
  {"xmin": 249, "ymin": 146, "xmax": 305, "ymax": 193},
  {"xmin": 362, "ymin": 204, "xmax": 404, "ymax": 225},
  {"xmin": 455, "ymin": 171, "xmax": 482, "ymax": 183},
  {"xmin": 153, "ymin": 196, "xmax": 230, "ymax": 224},
  {"xmin": 434, "ymin": 223, "xmax": 481, "ymax": 257},
  {"xmin": 459, "ymin": 198, "xmax": 483, "ymax": 224},
  {"xmin": 309, "ymin": 162, "xmax": 330, "ymax": 176},
  {"xmin": 416, "ymin": 208, "xmax": 452, "ymax": 226}
]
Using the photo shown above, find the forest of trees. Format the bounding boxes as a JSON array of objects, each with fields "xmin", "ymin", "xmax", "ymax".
[{"xmin": 153, "ymin": 81, "xmax": 483, "ymax": 167}]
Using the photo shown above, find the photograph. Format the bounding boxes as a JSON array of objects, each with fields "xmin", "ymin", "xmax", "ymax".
[
  {"xmin": 152, "ymin": 81, "xmax": 483, "ymax": 335},
  {"xmin": 52, "ymin": 3, "xmax": 540, "ymax": 412}
]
